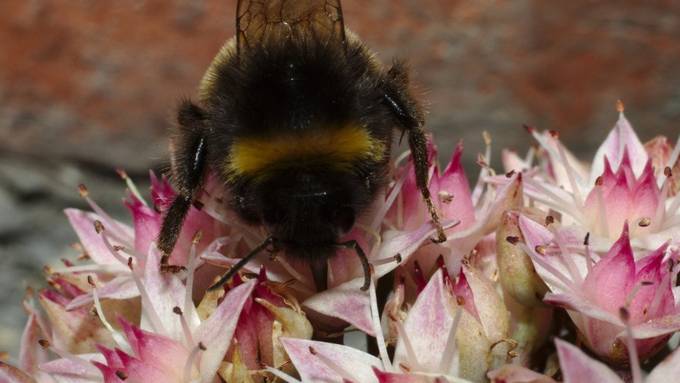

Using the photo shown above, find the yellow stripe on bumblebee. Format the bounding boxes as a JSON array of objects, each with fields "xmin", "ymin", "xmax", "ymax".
[{"xmin": 225, "ymin": 125, "xmax": 385, "ymax": 178}]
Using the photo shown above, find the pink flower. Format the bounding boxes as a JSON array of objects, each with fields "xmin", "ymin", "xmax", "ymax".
[
  {"xmin": 499, "ymin": 111, "xmax": 680, "ymax": 251},
  {"xmin": 520, "ymin": 216, "xmax": 680, "ymax": 363},
  {"xmin": 216, "ymin": 270, "xmax": 313, "ymax": 382},
  {"xmin": 273, "ymin": 270, "xmax": 475, "ymax": 383},
  {"xmin": 276, "ymin": 264, "xmax": 516, "ymax": 383},
  {"xmin": 554, "ymin": 337, "xmax": 680, "ymax": 383},
  {"xmin": 8, "ymin": 228, "xmax": 311, "ymax": 383},
  {"xmin": 489, "ymin": 336, "xmax": 680, "ymax": 383},
  {"xmin": 58, "ymin": 172, "xmax": 226, "ymax": 311},
  {"xmin": 91, "ymin": 279, "xmax": 255, "ymax": 383},
  {"xmin": 391, "ymin": 140, "xmax": 524, "ymax": 286},
  {"xmin": 4, "ymin": 119, "xmax": 679, "ymax": 383}
]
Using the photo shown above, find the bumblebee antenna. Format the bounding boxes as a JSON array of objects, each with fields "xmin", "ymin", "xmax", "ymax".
[
  {"xmin": 337, "ymin": 240, "xmax": 371, "ymax": 291},
  {"xmin": 208, "ymin": 236, "xmax": 274, "ymax": 291}
]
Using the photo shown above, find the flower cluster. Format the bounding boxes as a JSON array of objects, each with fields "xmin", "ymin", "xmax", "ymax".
[{"xmin": 2, "ymin": 104, "xmax": 679, "ymax": 383}]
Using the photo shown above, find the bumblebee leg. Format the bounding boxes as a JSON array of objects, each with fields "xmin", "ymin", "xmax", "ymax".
[
  {"xmin": 208, "ymin": 236, "xmax": 274, "ymax": 291},
  {"xmin": 337, "ymin": 240, "xmax": 371, "ymax": 291},
  {"xmin": 383, "ymin": 62, "xmax": 447, "ymax": 243},
  {"xmin": 158, "ymin": 100, "xmax": 208, "ymax": 262},
  {"xmin": 158, "ymin": 195, "xmax": 193, "ymax": 263},
  {"xmin": 406, "ymin": 126, "xmax": 447, "ymax": 243}
]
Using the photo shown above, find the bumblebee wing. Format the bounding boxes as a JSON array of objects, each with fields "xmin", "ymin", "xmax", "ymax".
[{"xmin": 236, "ymin": 0, "xmax": 346, "ymax": 55}]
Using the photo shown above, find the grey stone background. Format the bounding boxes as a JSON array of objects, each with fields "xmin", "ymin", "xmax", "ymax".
[{"xmin": 2, "ymin": 0, "xmax": 680, "ymax": 354}]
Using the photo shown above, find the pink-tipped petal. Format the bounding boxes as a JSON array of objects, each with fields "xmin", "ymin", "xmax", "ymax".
[
  {"xmin": 555, "ymin": 339, "xmax": 623, "ymax": 383},
  {"xmin": 118, "ymin": 319, "xmax": 189, "ymax": 375},
  {"xmin": 141, "ymin": 248, "xmax": 197, "ymax": 338},
  {"xmin": 582, "ymin": 225, "xmax": 635, "ymax": 314},
  {"xmin": 434, "ymin": 143, "xmax": 475, "ymax": 230},
  {"xmin": 115, "ymin": 350, "xmax": 172, "ymax": 382},
  {"xmin": 535, "ymin": 131, "xmax": 588, "ymax": 193},
  {"xmin": 518, "ymin": 215, "xmax": 573, "ymax": 293},
  {"xmin": 397, "ymin": 141, "xmax": 439, "ymax": 230},
  {"xmin": 590, "ymin": 112, "xmax": 647, "ymax": 184},
  {"xmin": 96, "ymin": 346, "xmax": 124, "ymax": 371},
  {"xmin": 452, "ymin": 270, "xmax": 479, "ymax": 321},
  {"xmin": 281, "ymin": 337, "xmax": 382, "ymax": 383},
  {"xmin": 478, "ymin": 173, "xmax": 524, "ymax": 234},
  {"xmin": 92, "ymin": 361, "xmax": 126, "ymax": 383},
  {"xmin": 303, "ymin": 278, "xmax": 374, "ymax": 335},
  {"xmin": 195, "ymin": 279, "xmax": 256, "ymax": 383},
  {"xmin": 19, "ymin": 311, "xmax": 48, "ymax": 375},
  {"xmin": 66, "ymin": 276, "xmax": 139, "ymax": 310},
  {"xmin": 64, "ymin": 209, "xmax": 131, "ymax": 268},
  {"xmin": 628, "ymin": 244, "xmax": 674, "ymax": 323},
  {"xmin": 394, "ymin": 270, "xmax": 457, "ymax": 375},
  {"xmin": 125, "ymin": 195, "xmax": 162, "ymax": 256},
  {"xmin": 631, "ymin": 161, "xmax": 661, "ymax": 225}
]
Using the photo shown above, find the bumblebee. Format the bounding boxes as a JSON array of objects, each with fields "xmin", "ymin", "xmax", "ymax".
[{"xmin": 158, "ymin": 0, "xmax": 446, "ymax": 292}]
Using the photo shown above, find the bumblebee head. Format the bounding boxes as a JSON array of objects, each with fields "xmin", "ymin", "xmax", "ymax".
[{"xmin": 255, "ymin": 167, "xmax": 361, "ymax": 247}]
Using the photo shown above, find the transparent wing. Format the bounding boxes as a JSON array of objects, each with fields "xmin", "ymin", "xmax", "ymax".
[{"xmin": 236, "ymin": 0, "xmax": 346, "ymax": 55}]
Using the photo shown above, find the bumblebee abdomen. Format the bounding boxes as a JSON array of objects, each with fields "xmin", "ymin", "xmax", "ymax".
[{"xmin": 224, "ymin": 124, "xmax": 386, "ymax": 181}]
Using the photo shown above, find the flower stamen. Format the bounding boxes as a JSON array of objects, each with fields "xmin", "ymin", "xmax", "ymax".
[
  {"xmin": 184, "ymin": 232, "xmax": 202, "ymax": 317},
  {"xmin": 79, "ymin": 184, "xmax": 131, "ymax": 242},
  {"xmin": 649, "ymin": 269, "xmax": 671, "ymax": 317},
  {"xmin": 625, "ymin": 280, "xmax": 653, "ymax": 308},
  {"xmin": 183, "ymin": 342, "xmax": 206, "ymax": 383},
  {"xmin": 96, "ymin": 221, "xmax": 133, "ymax": 266},
  {"xmin": 619, "ymin": 307, "xmax": 642, "ymax": 383},
  {"xmin": 89, "ymin": 276, "xmax": 128, "ymax": 350},
  {"xmin": 308, "ymin": 346, "xmax": 358, "ymax": 383},
  {"xmin": 555, "ymin": 137, "xmax": 584, "ymax": 206},
  {"xmin": 520, "ymin": 244, "xmax": 576, "ymax": 292},
  {"xmin": 583, "ymin": 233, "xmax": 594, "ymax": 272},
  {"xmin": 118, "ymin": 169, "xmax": 148, "ymax": 207},
  {"xmin": 173, "ymin": 307, "xmax": 196, "ymax": 348},
  {"xmin": 368, "ymin": 269, "xmax": 392, "ymax": 371},
  {"xmin": 395, "ymin": 319, "xmax": 421, "ymax": 372},
  {"xmin": 522, "ymin": 178, "xmax": 584, "ymax": 222},
  {"xmin": 128, "ymin": 258, "xmax": 166, "ymax": 335},
  {"xmin": 553, "ymin": 232, "xmax": 584, "ymax": 284}
]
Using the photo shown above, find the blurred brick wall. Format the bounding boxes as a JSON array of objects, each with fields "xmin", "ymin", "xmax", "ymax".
[
  {"xmin": 1, "ymin": 0, "xmax": 680, "ymax": 352},
  {"xmin": 2, "ymin": 0, "xmax": 680, "ymax": 170}
]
